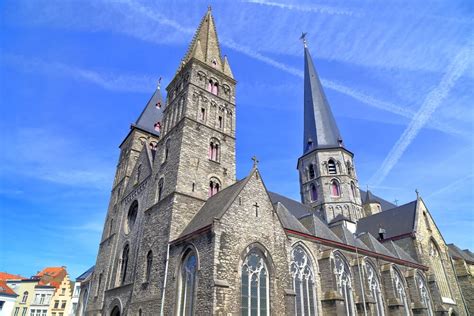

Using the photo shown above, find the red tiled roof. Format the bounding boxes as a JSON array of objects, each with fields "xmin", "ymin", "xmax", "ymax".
[
  {"xmin": 0, "ymin": 272, "xmax": 26, "ymax": 281},
  {"xmin": 0, "ymin": 281, "xmax": 18, "ymax": 296},
  {"xmin": 36, "ymin": 267, "xmax": 67, "ymax": 289},
  {"xmin": 35, "ymin": 267, "xmax": 65, "ymax": 278}
]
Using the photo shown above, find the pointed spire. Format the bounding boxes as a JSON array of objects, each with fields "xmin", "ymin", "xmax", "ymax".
[
  {"xmin": 303, "ymin": 41, "xmax": 342, "ymax": 153},
  {"xmin": 223, "ymin": 55, "xmax": 233, "ymax": 77},
  {"xmin": 134, "ymin": 80, "xmax": 165, "ymax": 135},
  {"xmin": 179, "ymin": 8, "xmax": 232, "ymax": 77}
]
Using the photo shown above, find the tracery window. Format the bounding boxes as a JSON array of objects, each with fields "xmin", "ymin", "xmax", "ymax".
[
  {"xmin": 366, "ymin": 262, "xmax": 384, "ymax": 316},
  {"xmin": 308, "ymin": 164, "xmax": 315, "ymax": 179},
  {"xmin": 241, "ymin": 249, "xmax": 269, "ymax": 316},
  {"xmin": 120, "ymin": 244, "xmax": 130, "ymax": 285},
  {"xmin": 393, "ymin": 268, "xmax": 410, "ymax": 315},
  {"xmin": 416, "ymin": 272, "xmax": 433, "ymax": 316},
  {"xmin": 310, "ymin": 184, "xmax": 318, "ymax": 202},
  {"xmin": 429, "ymin": 241, "xmax": 451, "ymax": 299},
  {"xmin": 333, "ymin": 253, "xmax": 355, "ymax": 315},
  {"xmin": 330, "ymin": 180, "xmax": 341, "ymax": 197},
  {"xmin": 178, "ymin": 250, "xmax": 197, "ymax": 316},
  {"xmin": 328, "ymin": 159, "xmax": 337, "ymax": 174},
  {"xmin": 208, "ymin": 178, "xmax": 220, "ymax": 197},
  {"xmin": 290, "ymin": 246, "xmax": 317, "ymax": 316}
]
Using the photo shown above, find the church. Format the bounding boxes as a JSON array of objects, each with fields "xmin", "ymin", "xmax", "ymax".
[{"xmin": 84, "ymin": 8, "xmax": 471, "ymax": 316}]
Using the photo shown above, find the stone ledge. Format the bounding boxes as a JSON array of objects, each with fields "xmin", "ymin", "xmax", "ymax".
[
  {"xmin": 321, "ymin": 290, "xmax": 344, "ymax": 301},
  {"xmin": 284, "ymin": 288, "xmax": 296, "ymax": 296},
  {"xmin": 214, "ymin": 279, "xmax": 230, "ymax": 288}
]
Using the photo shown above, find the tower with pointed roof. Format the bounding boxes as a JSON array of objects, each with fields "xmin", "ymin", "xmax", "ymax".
[{"xmin": 297, "ymin": 42, "xmax": 363, "ymax": 223}]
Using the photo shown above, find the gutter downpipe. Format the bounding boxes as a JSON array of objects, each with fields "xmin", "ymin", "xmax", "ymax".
[{"xmin": 160, "ymin": 243, "xmax": 171, "ymax": 316}]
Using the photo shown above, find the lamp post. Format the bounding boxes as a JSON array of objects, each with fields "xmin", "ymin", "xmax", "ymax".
[{"xmin": 354, "ymin": 232, "xmax": 368, "ymax": 316}]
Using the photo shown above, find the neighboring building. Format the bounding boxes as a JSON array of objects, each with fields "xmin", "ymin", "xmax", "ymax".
[
  {"xmin": 0, "ymin": 274, "xmax": 25, "ymax": 282},
  {"xmin": 448, "ymin": 244, "xmax": 474, "ymax": 314},
  {"xmin": 48, "ymin": 273, "xmax": 74, "ymax": 316},
  {"xmin": 0, "ymin": 281, "xmax": 18, "ymax": 316},
  {"xmin": 29, "ymin": 285, "xmax": 55, "ymax": 316},
  {"xmin": 72, "ymin": 267, "xmax": 94, "ymax": 316},
  {"xmin": 86, "ymin": 8, "xmax": 470, "ymax": 316},
  {"xmin": 8, "ymin": 278, "xmax": 38, "ymax": 316}
]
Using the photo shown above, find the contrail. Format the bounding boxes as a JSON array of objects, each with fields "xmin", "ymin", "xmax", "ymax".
[
  {"xmin": 369, "ymin": 47, "xmax": 471, "ymax": 186},
  {"xmin": 426, "ymin": 174, "xmax": 474, "ymax": 199},
  {"xmin": 243, "ymin": 0, "xmax": 358, "ymax": 17}
]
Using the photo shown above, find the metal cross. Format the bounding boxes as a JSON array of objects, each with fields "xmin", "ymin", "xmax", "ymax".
[
  {"xmin": 253, "ymin": 202, "xmax": 259, "ymax": 217},
  {"xmin": 300, "ymin": 32, "xmax": 308, "ymax": 47},
  {"xmin": 415, "ymin": 189, "xmax": 419, "ymax": 198},
  {"xmin": 394, "ymin": 199, "xmax": 399, "ymax": 206}
]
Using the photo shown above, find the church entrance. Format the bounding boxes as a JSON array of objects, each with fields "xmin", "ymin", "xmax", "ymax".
[{"xmin": 110, "ymin": 306, "xmax": 120, "ymax": 316}]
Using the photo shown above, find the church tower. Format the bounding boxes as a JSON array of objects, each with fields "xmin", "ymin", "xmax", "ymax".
[{"xmin": 297, "ymin": 41, "xmax": 363, "ymax": 223}]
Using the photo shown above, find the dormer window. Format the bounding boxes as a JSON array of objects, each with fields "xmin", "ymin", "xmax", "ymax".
[
  {"xmin": 212, "ymin": 58, "xmax": 217, "ymax": 67},
  {"xmin": 154, "ymin": 121, "xmax": 161, "ymax": 132},
  {"xmin": 328, "ymin": 159, "xmax": 337, "ymax": 174},
  {"xmin": 155, "ymin": 101, "xmax": 162, "ymax": 109}
]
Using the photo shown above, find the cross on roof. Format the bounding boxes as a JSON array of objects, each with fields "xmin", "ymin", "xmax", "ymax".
[
  {"xmin": 300, "ymin": 32, "xmax": 308, "ymax": 47},
  {"xmin": 251, "ymin": 156, "xmax": 259, "ymax": 167},
  {"xmin": 253, "ymin": 202, "xmax": 259, "ymax": 217}
]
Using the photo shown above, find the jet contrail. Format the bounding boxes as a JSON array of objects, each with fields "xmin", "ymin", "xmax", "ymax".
[{"xmin": 369, "ymin": 47, "xmax": 471, "ymax": 185}]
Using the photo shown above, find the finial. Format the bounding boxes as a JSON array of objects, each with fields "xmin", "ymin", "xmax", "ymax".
[
  {"xmin": 251, "ymin": 156, "xmax": 259, "ymax": 168},
  {"xmin": 157, "ymin": 77, "xmax": 162, "ymax": 90},
  {"xmin": 300, "ymin": 32, "xmax": 308, "ymax": 48},
  {"xmin": 208, "ymin": 5, "xmax": 212, "ymax": 11},
  {"xmin": 394, "ymin": 198, "xmax": 399, "ymax": 206},
  {"xmin": 415, "ymin": 189, "xmax": 419, "ymax": 199}
]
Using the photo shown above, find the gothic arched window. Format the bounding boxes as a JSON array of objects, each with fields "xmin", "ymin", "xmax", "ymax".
[
  {"xmin": 393, "ymin": 268, "xmax": 410, "ymax": 315},
  {"xmin": 310, "ymin": 184, "xmax": 318, "ymax": 202},
  {"xmin": 145, "ymin": 250, "xmax": 153, "ymax": 282},
  {"xmin": 241, "ymin": 249, "xmax": 269, "ymax": 316},
  {"xmin": 333, "ymin": 253, "xmax": 354, "ymax": 315},
  {"xmin": 366, "ymin": 261, "xmax": 384, "ymax": 316},
  {"xmin": 328, "ymin": 159, "xmax": 337, "ymax": 174},
  {"xmin": 22, "ymin": 291, "xmax": 28, "ymax": 303},
  {"xmin": 290, "ymin": 245, "xmax": 317, "ymax": 316},
  {"xmin": 121, "ymin": 244, "xmax": 130, "ymax": 285},
  {"xmin": 308, "ymin": 164, "xmax": 315, "ymax": 179},
  {"xmin": 178, "ymin": 249, "xmax": 197, "ymax": 316},
  {"xmin": 416, "ymin": 272, "xmax": 433, "ymax": 316},
  {"xmin": 207, "ymin": 79, "xmax": 213, "ymax": 92},
  {"xmin": 126, "ymin": 201, "xmax": 138, "ymax": 234},
  {"xmin": 429, "ymin": 240, "xmax": 451, "ymax": 299},
  {"xmin": 164, "ymin": 139, "xmax": 170, "ymax": 162},
  {"xmin": 351, "ymin": 182, "xmax": 357, "ymax": 199},
  {"xmin": 212, "ymin": 82, "xmax": 219, "ymax": 95},
  {"xmin": 209, "ymin": 140, "xmax": 220, "ymax": 162},
  {"xmin": 330, "ymin": 180, "xmax": 341, "ymax": 197},
  {"xmin": 208, "ymin": 178, "xmax": 220, "ymax": 197}
]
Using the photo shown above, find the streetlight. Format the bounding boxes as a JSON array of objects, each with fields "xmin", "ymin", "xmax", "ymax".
[{"xmin": 354, "ymin": 231, "xmax": 368, "ymax": 316}]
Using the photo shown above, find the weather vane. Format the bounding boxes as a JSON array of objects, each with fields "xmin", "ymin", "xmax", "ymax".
[{"xmin": 300, "ymin": 32, "xmax": 308, "ymax": 47}]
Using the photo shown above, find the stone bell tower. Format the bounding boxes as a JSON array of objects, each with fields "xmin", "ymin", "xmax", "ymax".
[{"xmin": 297, "ymin": 39, "xmax": 363, "ymax": 223}]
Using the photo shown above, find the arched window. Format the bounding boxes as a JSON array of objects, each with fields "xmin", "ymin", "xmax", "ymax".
[
  {"xmin": 22, "ymin": 291, "xmax": 28, "ymax": 303},
  {"xmin": 157, "ymin": 178, "xmax": 164, "ymax": 202},
  {"xmin": 393, "ymin": 268, "xmax": 410, "ymax": 315},
  {"xmin": 308, "ymin": 164, "xmax": 315, "ymax": 179},
  {"xmin": 366, "ymin": 261, "xmax": 384, "ymax": 316},
  {"xmin": 416, "ymin": 272, "xmax": 433, "ymax": 316},
  {"xmin": 200, "ymin": 107, "xmax": 206, "ymax": 121},
  {"xmin": 429, "ymin": 241, "xmax": 451, "ymax": 299},
  {"xmin": 145, "ymin": 251, "xmax": 153, "ymax": 282},
  {"xmin": 241, "ymin": 249, "xmax": 269, "ymax": 316},
  {"xmin": 209, "ymin": 140, "xmax": 220, "ymax": 162},
  {"xmin": 178, "ymin": 249, "xmax": 198, "ymax": 316},
  {"xmin": 121, "ymin": 244, "xmax": 130, "ymax": 285},
  {"xmin": 334, "ymin": 253, "xmax": 354, "ymax": 315},
  {"xmin": 212, "ymin": 82, "xmax": 219, "ymax": 95},
  {"xmin": 208, "ymin": 178, "xmax": 220, "ymax": 197},
  {"xmin": 351, "ymin": 182, "xmax": 357, "ymax": 199},
  {"xmin": 138, "ymin": 309, "xmax": 142, "ymax": 316},
  {"xmin": 328, "ymin": 159, "xmax": 337, "ymax": 174},
  {"xmin": 290, "ymin": 246, "xmax": 317, "ymax": 316},
  {"xmin": 330, "ymin": 180, "xmax": 341, "ymax": 197},
  {"xmin": 110, "ymin": 306, "xmax": 120, "ymax": 316},
  {"xmin": 207, "ymin": 79, "xmax": 213, "ymax": 92},
  {"xmin": 310, "ymin": 184, "xmax": 318, "ymax": 202},
  {"xmin": 126, "ymin": 201, "xmax": 138, "ymax": 234},
  {"xmin": 164, "ymin": 140, "xmax": 170, "ymax": 162}
]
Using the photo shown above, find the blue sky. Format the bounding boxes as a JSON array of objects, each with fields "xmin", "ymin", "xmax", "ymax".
[{"xmin": 0, "ymin": 0, "xmax": 472, "ymax": 279}]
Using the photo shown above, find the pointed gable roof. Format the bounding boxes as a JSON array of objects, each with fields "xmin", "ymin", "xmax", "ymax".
[
  {"xmin": 384, "ymin": 240, "xmax": 418, "ymax": 264},
  {"xmin": 274, "ymin": 202, "xmax": 311, "ymax": 235},
  {"xmin": 359, "ymin": 189, "xmax": 396, "ymax": 211},
  {"xmin": 448, "ymin": 244, "xmax": 474, "ymax": 263},
  {"xmin": 360, "ymin": 233, "xmax": 396, "ymax": 258},
  {"xmin": 0, "ymin": 281, "xmax": 17, "ymax": 297},
  {"xmin": 132, "ymin": 83, "xmax": 164, "ymax": 136},
  {"xmin": 303, "ymin": 45, "xmax": 342, "ymax": 153}
]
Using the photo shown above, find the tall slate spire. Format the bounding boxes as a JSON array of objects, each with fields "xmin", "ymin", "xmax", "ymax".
[
  {"xmin": 132, "ymin": 80, "xmax": 164, "ymax": 135},
  {"xmin": 178, "ymin": 7, "xmax": 233, "ymax": 78},
  {"xmin": 303, "ymin": 44, "xmax": 342, "ymax": 153}
]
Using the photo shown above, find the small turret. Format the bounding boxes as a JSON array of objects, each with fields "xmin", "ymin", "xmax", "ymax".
[{"xmin": 362, "ymin": 190, "xmax": 382, "ymax": 216}]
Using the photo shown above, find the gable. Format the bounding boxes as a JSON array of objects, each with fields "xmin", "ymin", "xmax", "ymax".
[{"xmin": 123, "ymin": 142, "xmax": 153, "ymax": 197}]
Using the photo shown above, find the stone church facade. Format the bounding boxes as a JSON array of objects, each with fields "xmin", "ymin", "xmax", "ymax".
[{"xmin": 84, "ymin": 8, "xmax": 471, "ymax": 316}]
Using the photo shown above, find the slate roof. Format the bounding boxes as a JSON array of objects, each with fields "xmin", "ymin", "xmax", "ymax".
[
  {"xmin": 76, "ymin": 266, "xmax": 95, "ymax": 282},
  {"xmin": 356, "ymin": 200, "xmax": 418, "ymax": 240},
  {"xmin": 268, "ymin": 191, "xmax": 313, "ymax": 219},
  {"xmin": 132, "ymin": 85, "xmax": 164, "ymax": 136},
  {"xmin": 383, "ymin": 241, "xmax": 418, "ymax": 264},
  {"xmin": 360, "ymin": 233, "xmax": 396, "ymax": 258},
  {"xmin": 303, "ymin": 45, "xmax": 342, "ymax": 153},
  {"xmin": 299, "ymin": 214, "xmax": 343, "ymax": 243},
  {"xmin": 274, "ymin": 203, "xmax": 311, "ymax": 235},
  {"xmin": 179, "ymin": 176, "xmax": 250, "ymax": 238},
  {"xmin": 448, "ymin": 244, "xmax": 474, "ymax": 263},
  {"xmin": 330, "ymin": 224, "xmax": 370, "ymax": 251},
  {"xmin": 359, "ymin": 189, "xmax": 396, "ymax": 211}
]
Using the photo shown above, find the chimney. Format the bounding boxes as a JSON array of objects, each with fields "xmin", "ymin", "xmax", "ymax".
[{"xmin": 378, "ymin": 225, "xmax": 386, "ymax": 240}]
